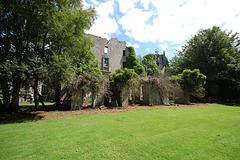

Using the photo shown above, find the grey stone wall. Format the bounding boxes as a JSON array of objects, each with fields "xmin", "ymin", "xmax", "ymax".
[
  {"xmin": 87, "ymin": 34, "xmax": 129, "ymax": 74},
  {"xmin": 130, "ymin": 85, "xmax": 142, "ymax": 104},
  {"xmin": 141, "ymin": 83, "xmax": 163, "ymax": 106},
  {"xmin": 71, "ymin": 90, "xmax": 83, "ymax": 110},
  {"xmin": 92, "ymin": 86, "xmax": 105, "ymax": 108},
  {"xmin": 174, "ymin": 89, "xmax": 190, "ymax": 104},
  {"xmin": 149, "ymin": 84, "xmax": 163, "ymax": 105},
  {"xmin": 120, "ymin": 85, "xmax": 129, "ymax": 107},
  {"xmin": 142, "ymin": 83, "xmax": 150, "ymax": 105},
  {"xmin": 136, "ymin": 81, "xmax": 170, "ymax": 106}
]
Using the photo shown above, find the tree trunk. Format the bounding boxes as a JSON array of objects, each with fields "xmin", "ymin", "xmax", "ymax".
[
  {"xmin": 0, "ymin": 99, "xmax": 3, "ymax": 113},
  {"xmin": 55, "ymin": 85, "xmax": 61, "ymax": 106},
  {"xmin": 0, "ymin": 76, "xmax": 10, "ymax": 112},
  {"xmin": 38, "ymin": 94, "xmax": 46, "ymax": 108},
  {"xmin": 10, "ymin": 82, "xmax": 21, "ymax": 112},
  {"xmin": 33, "ymin": 89, "xmax": 39, "ymax": 110},
  {"xmin": 33, "ymin": 79, "xmax": 39, "ymax": 110}
]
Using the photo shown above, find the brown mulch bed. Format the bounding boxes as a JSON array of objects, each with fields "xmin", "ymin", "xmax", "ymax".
[{"xmin": 0, "ymin": 103, "xmax": 210, "ymax": 123}]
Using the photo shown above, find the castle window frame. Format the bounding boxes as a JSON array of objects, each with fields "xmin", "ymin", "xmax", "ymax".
[
  {"xmin": 104, "ymin": 58, "xmax": 109, "ymax": 67},
  {"xmin": 104, "ymin": 46, "xmax": 108, "ymax": 53},
  {"xmin": 123, "ymin": 50, "xmax": 126, "ymax": 56}
]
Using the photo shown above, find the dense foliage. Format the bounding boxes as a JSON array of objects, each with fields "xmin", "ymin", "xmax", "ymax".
[
  {"xmin": 170, "ymin": 69, "xmax": 206, "ymax": 98},
  {"xmin": 142, "ymin": 54, "xmax": 162, "ymax": 76},
  {"xmin": 0, "ymin": 0, "xmax": 98, "ymax": 112},
  {"xmin": 109, "ymin": 68, "xmax": 138, "ymax": 106},
  {"xmin": 169, "ymin": 26, "xmax": 240, "ymax": 98},
  {"xmin": 109, "ymin": 68, "xmax": 138, "ymax": 91},
  {"xmin": 126, "ymin": 46, "xmax": 146, "ymax": 76}
]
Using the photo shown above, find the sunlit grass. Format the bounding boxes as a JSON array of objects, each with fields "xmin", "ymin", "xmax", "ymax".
[
  {"xmin": 19, "ymin": 102, "xmax": 55, "ymax": 106},
  {"xmin": 0, "ymin": 104, "xmax": 239, "ymax": 159}
]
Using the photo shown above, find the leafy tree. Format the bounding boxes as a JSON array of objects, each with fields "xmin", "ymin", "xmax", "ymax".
[
  {"xmin": 0, "ymin": 0, "xmax": 97, "ymax": 112},
  {"xmin": 0, "ymin": 0, "xmax": 53, "ymax": 112},
  {"xmin": 142, "ymin": 54, "xmax": 162, "ymax": 76},
  {"xmin": 223, "ymin": 52, "xmax": 240, "ymax": 97},
  {"xmin": 169, "ymin": 26, "xmax": 240, "ymax": 98},
  {"xmin": 170, "ymin": 69, "xmax": 207, "ymax": 99},
  {"xmin": 44, "ymin": 1, "xmax": 97, "ymax": 106},
  {"xmin": 126, "ymin": 46, "xmax": 146, "ymax": 76}
]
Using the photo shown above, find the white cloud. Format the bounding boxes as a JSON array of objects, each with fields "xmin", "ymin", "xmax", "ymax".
[
  {"xmin": 160, "ymin": 42, "xmax": 168, "ymax": 51},
  {"xmin": 146, "ymin": 48, "xmax": 150, "ymax": 52},
  {"xmin": 82, "ymin": 0, "xmax": 91, "ymax": 9},
  {"xmin": 223, "ymin": 15, "xmax": 240, "ymax": 34},
  {"xmin": 90, "ymin": 0, "xmax": 99, "ymax": 5},
  {"xmin": 175, "ymin": 45, "xmax": 183, "ymax": 52},
  {"xmin": 126, "ymin": 41, "xmax": 133, "ymax": 47},
  {"xmin": 164, "ymin": 51, "xmax": 171, "ymax": 56},
  {"xmin": 118, "ymin": 0, "xmax": 139, "ymax": 13},
  {"xmin": 126, "ymin": 41, "xmax": 140, "ymax": 49},
  {"xmin": 140, "ymin": 0, "xmax": 151, "ymax": 10},
  {"xmin": 118, "ymin": 0, "xmax": 151, "ymax": 14},
  {"xmin": 119, "ymin": 0, "xmax": 240, "ymax": 44},
  {"xmin": 86, "ymin": 0, "xmax": 240, "ymax": 47},
  {"xmin": 118, "ymin": 8, "xmax": 154, "ymax": 42},
  {"xmin": 86, "ymin": 1, "xmax": 118, "ymax": 39},
  {"xmin": 134, "ymin": 44, "xmax": 140, "ymax": 49}
]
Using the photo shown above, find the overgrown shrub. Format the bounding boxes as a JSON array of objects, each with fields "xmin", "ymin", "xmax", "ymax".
[
  {"xmin": 109, "ymin": 68, "xmax": 138, "ymax": 92},
  {"xmin": 170, "ymin": 69, "xmax": 207, "ymax": 99},
  {"xmin": 142, "ymin": 54, "xmax": 162, "ymax": 76}
]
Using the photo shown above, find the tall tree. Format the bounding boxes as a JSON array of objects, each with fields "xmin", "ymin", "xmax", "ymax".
[
  {"xmin": 169, "ymin": 26, "xmax": 240, "ymax": 98},
  {"xmin": 45, "ymin": 2, "xmax": 97, "ymax": 106},
  {"xmin": 0, "ymin": 0, "xmax": 97, "ymax": 112},
  {"xmin": 0, "ymin": 0, "xmax": 51, "ymax": 112},
  {"xmin": 126, "ymin": 46, "xmax": 146, "ymax": 76}
]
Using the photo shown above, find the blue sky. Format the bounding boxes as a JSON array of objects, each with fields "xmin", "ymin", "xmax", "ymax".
[{"xmin": 84, "ymin": 0, "xmax": 240, "ymax": 60}]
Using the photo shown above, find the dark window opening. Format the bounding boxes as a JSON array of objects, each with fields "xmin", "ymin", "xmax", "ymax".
[
  {"xmin": 123, "ymin": 61, "xmax": 126, "ymax": 68},
  {"xmin": 123, "ymin": 50, "xmax": 125, "ymax": 56}
]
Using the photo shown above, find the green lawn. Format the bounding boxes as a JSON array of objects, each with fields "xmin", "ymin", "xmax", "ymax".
[
  {"xmin": 19, "ymin": 102, "xmax": 55, "ymax": 106},
  {"xmin": 0, "ymin": 104, "xmax": 239, "ymax": 159}
]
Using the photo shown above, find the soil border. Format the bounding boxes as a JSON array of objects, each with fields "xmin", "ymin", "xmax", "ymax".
[{"xmin": 0, "ymin": 103, "xmax": 210, "ymax": 123}]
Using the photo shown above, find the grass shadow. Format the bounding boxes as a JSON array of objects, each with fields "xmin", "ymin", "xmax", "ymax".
[
  {"xmin": 211, "ymin": 99, "xmax": 240, "ymax": 107},
  {"xmin": 0, "ymin": 112, "xmax": 44, "ymax": 124},
  {"xmin": 0, "ymin": 101, "xmax": 72, "ymax": 124}
]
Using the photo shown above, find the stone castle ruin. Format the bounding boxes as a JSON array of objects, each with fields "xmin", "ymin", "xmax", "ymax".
[
  {"xmin": 87, "ymin": 34, "xmax": 130, "ymax": 76},
  {"xmin": 70, "ymin": 35, "xmax": 175, "ymax": 110},
  {"xmin": 87, "ymin": 34, "xmax": 167, "ymax": 75},
  {"xmin": 17, "ymin": 34, "xmax": 187, "ymax": 109}
]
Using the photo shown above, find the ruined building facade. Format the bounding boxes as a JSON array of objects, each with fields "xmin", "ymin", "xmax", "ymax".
[
  {"xmin": 87, "ymin": 34, "xmax": 129, "ymax": 75},
  {"xmin": 88, "ymin": 34, "xmax": 167, "ymax": 75}
]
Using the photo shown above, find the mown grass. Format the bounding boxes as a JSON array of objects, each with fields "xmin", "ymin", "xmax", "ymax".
[
  {"xmin": 0, "ymin": 104, "xmax": 239, "ymax": 159},
  {"xmin": 19, "ymin": 102, "xmax": 55, "ymax": 106}
]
